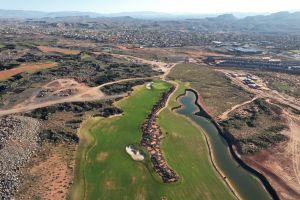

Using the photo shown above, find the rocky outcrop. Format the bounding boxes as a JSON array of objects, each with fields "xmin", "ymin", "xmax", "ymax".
[
  {"xmin": 0, "ymin": 116, "xmax": 40, "ymax": 199},
  {"xmin": 141, "ymin": 86, "xmax": 179, "ymax": 183}
]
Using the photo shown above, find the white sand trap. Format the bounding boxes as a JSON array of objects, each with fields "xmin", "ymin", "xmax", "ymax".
[
  {"xmin": 146, "ymin": 82, "xmax": 153, "ymax": 90},
  {"xmin": 126, "ymin": 146, "xmax": 144, "ymax": 161}
]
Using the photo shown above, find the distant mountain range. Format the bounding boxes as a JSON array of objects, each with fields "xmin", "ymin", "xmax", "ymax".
[
  {"xmin": 0, "ymin": 9, "xmax": 271, "ymax": 20},
  {"xmin": 201, "ymin": 12, "xmax": 300, "ymax": 32},
  {"xmin": 1, "ymin": 10, "xmax": 300, "ymax": 33}
]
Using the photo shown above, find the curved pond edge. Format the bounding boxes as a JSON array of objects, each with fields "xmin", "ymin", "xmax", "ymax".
[
  {"xmin": 173, "ymin": 101, "xmax": 242, "ymax": 200},
  {"xmin": 180, "ymin": 88, "xmax": 280, "ymax": 200}
]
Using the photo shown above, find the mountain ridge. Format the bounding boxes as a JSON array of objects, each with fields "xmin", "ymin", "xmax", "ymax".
[{"xmin": 0, "ymin": 9, "xmax": 274, "ymax": 19}]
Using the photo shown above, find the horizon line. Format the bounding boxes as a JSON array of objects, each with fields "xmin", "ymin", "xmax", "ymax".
[{"xmin": 1, "ymin": 8, "xmax": 300, "ymax": 15}]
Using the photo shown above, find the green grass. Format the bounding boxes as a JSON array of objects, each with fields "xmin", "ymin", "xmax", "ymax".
[
  {"xmin": 157, "ymin": 82, "xmax": 233, "ymax": 200},
  {"xmin": 71, "ymin": 80, "xmax": 233, "ymax": 200}
]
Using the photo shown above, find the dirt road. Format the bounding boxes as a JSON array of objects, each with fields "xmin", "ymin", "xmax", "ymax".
[
  {"xmin": 215, "ymin": 68, "xmax": 300, "ymax": 199},
  {"xmin": 217, "ymin": 69, "xmax": 300, "ymax": 112},
  {"xmin": 0, "ymin": 76, "xmax": 159, "ymax": 117},
  {"xmin": 284, "ymin": 112, "xmax": 300, "ymax": 187},
  {"xmin": 111, "ymin": 53, "xmax": 177, "ymax": 76},
  {"xmin": 0, "ymin": 51, "xmax": 179, "ymax": 117},
  {"xmin": 217, "ymin": 96, "xmax": 258, "ymax": 120}
]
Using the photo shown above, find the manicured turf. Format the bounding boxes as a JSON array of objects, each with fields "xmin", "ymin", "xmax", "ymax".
[
  {"xmin": 71, "ymin": 80, "xmax": 233, "ymax": 200},
  {"xmin": 157, "ymin": 82, "xmax": 233, "ymax": 200}
]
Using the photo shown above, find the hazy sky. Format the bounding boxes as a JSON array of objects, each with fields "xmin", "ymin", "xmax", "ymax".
[{"xmin": 1, "ymin": 0, "xmax": 299, "ymax": 13}]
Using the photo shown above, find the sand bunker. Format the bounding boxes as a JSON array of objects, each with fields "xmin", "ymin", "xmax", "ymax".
[
  {"xmin": 126, "ymin": 146, "xmax": 144, "ymax": 161},
  {"xmin": 146, "ymin": 82, "xmax": 153, "ymax": 90}
]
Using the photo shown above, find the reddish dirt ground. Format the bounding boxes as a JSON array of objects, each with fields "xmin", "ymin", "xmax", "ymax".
[
  {"xmin": 0, "ymin": 76, "xmax": 156, "ymax": 116},
  {"xmin": 0, "ymin": 62, "xmax": 58, "ymax": 80},
  {"xmin": 29, "ymin": 154, "xmax": 73, "ymax": 200},
  {"xmin": 37, "ymin": 45, "xmax": 81, "ymax": 55},
  {"xmin": 11, "ymin": 78, "xmax": 92, "ymax": 109},
  {"xmin": 242, "ymin": 113, "xmax": 300, "ymax": 200},
  {"xmin": 213, "ymin": 69, "xmax": 300, "ymax": 199},
  {"xmin": 16, "ymin": 145, "xmax": 76, "ymax": 200}
]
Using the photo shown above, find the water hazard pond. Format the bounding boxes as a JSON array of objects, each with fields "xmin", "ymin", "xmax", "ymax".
[{"xmin": 176, "ymin": 90, "xmax": 273, "ymax": 200}]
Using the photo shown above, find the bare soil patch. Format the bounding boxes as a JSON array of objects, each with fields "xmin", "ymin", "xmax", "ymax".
[
  {"xmin": 104, "ymin": 180, "xmax": 115, "ymax": 190},
  {"xmin": 12, "ymin": 78, "xmax": 92, "ymax": 108},
  {"xmin": 253, "ymin": 71, "xmax": 300, "ymax": 99},
  {"xmin": 30, "ymin": 154, "xmax": 72, "ymax": 200},
  {"xmin": 134, "ymin": 189, "xmax": 146, "ymax": 200},
  {"xmin": 241, "ymin": 113, "xmax": 300, "ymax": 200},
  {"xmin": 37, "ymin": 45, "xmax": 80, "ymax": 55},
  {"xmin": 97, "ymin": 152, "xmax": 109, "ymax": 161},
  {"xmin": 16, "ymin": 145, "xmax": 76, "ymax": 200},
  {"xmin": 131, "ymin": 176, "xmax": 137, "ymax": 184},
  {"xmin": 0, "ymin": 62, "xmax": 57, "ymax": 80}
]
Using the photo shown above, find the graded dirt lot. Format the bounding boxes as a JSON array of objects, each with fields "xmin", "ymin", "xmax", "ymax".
[
  {"xmin": 13, "ymin": 78, "xmax": 93, "ymax": 108},
  {"xmin": 37, "ymin": 45, "xmax": 81, "ymax": 55},
  {"xmin": 0, "ymin": 62, "xmax": 58, "ymax": 80}
]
